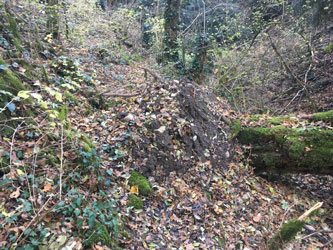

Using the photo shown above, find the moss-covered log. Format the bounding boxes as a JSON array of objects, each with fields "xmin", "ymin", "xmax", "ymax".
[{"xmin": 236, "ymin": 111, "xmax": 333, "ymax": 175}]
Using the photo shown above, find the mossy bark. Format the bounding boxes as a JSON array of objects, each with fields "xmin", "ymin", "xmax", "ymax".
[
  {"xmin": 237, "ymin": 112, "xmax": 333, "ymax": 175},
  {"xmin": 46, "ymin": 0, "xmax": 60, "ymax": 39},
  {"xmin": 162, "ymin": 0, "xmax": 181, "ymax": 64},
  {"xmin": 4, "ymin": 11, "xmax": 23, "ymax": 53},
  {"xmin": 0, "ymin": 56, "xmax": 27, "ymax": 122}
]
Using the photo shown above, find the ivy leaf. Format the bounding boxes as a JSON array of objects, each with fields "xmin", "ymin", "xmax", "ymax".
[
  {"xmin": 16, "ymin": 169, "xmax": 25, "ymax": 177},
  {"xmin": 6, "ymin": 102, "xmax": 16, "ymax": 113},
  {"xmin": 0, "ymin": 64, "xmax": 8, "ymax": 70},
  {"xmin": 40, "ymin": 101, "xmax": 48, "ymax": 109},
  {"xmin": 17, "ymin": 91, "xmax": 30, "ymax": 99},
  {"xmin": 106, "ymin": 169, "xmax": 113, "ymax": 176},
  {"xmin": 55, "ymin": 92, "xmax": 63, "ymax": 102},
  {"xmin": 30, "ymin": 93, "xmax": 43, "ymax": 102},
  {"xmin": 11, "ymin": 62, "xmax": 19, "ymax": 68}
]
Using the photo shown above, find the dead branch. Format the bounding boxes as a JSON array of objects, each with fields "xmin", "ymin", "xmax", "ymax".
[{"xmin": 138, "ymin": 66, "xmax": 163, "ymax": 82}]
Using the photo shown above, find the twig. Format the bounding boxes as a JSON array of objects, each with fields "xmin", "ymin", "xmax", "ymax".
[
  {"xmin": 302, "ymin": 230, "xmax": 333, "ymax": 240},
  {"xmin": 23, "ymin": 165, "xmax": 36, "ymax": 215},
  {"xmin": 267, "ymin": 32, "xmax": 317, "ymax": 111},
  {"xmin": 267, "ymin": 32, "xmax": 304, "ymax": 87},
  {"xmin": 15, "ymin": 164, "xmax": 79, "ymax": 247},
  {"xmin": 9, "ymin": 121, "xmax": 24, "ymax": 170},
  {"xmin": 13, "ymin": 195, "xmax": 54, "ymax": 248},
  {"xmin": 59, "ymin": 123, "xmax": 64, "ymax": 200},
  {"xmin": 280, "ymin": 88, "xmax": 304, "ymax": 113},
  {"xmin": 138, "ymin": 66, "xmax": 163, "ymax": 82},
  {"xmin": 298, "ymin": 202, "xmax": 323, "ymax": 221},
  {"xmin": 280, "ymin": 204, "xmax": 296, "ymax": 227},
  {"xmin": 0, "ymin": 116, "xmax": 34, "ymax": 123},
  {"xmin": 322, "ymin": 239, "xmax": 333, "ymax": 247},
  {"xmin": 304, "ymin": 64, "xmax": 312, "ymax": 85}
]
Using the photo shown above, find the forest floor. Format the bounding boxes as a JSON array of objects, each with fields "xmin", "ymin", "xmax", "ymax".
[
  {"xmin": 65, "ymin": 42, "xmax": 333, "ymax": 250},
  {"xmin": 0, "ymin": 2, "xmax": 333, "ymax": 249}
]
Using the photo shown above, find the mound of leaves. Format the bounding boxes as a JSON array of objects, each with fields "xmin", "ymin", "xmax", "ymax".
[{"xmin": 123, "ymin": 79, "xmax": 232, "ymax": 178}]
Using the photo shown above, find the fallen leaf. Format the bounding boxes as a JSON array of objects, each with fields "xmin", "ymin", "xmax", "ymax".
[
  {"xmin": 253, "ymin": 215, "xmax": 262, "ymax": 223},
  {"xmin": 185, "ymin": 243, "xmax": 194, "ymax": 250},
  {"xmin": 10, "ymin": 187, "xmax": 21, "ymax": 199},
  {"xmin": 42, "ymin": 183, "xmax": 52, "ymax": 192},
  {"xmin": 130, "ymin": 185, "xmax": 139, "ymax": 195},
  {"xmin": 43, "ymin": 215, "xmax": 52, "ymax": 223},
  {"xmin": 93, "ymin": 245, "xmax": 104, "ymax": 250},
  {"xmin": 155, "ymin": 126, "xmax": 166, "ymax": 133}
]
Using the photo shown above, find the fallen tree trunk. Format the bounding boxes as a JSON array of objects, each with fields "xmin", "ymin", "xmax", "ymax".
[{"xmin": 236, "ymin": 111, "xmax": 333, "ymax": 175}]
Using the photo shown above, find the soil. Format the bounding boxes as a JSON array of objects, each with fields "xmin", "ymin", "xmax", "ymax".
[{"xmin": 129, "ymin": 79, "xmax": 232, "ymax": 179}]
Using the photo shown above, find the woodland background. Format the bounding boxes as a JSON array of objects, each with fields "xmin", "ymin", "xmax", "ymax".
[{"xmin": 0, "ymin": 0, "xmax": 332, "ymax": 249}]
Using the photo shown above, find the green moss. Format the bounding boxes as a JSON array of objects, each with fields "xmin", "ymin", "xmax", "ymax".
[
  {"xmin": 299, "ymin": 130, "xmax": 333, "ymax": 169},
  {"xmin": 263, "ymin": 155, "xmax": 276, "ymax": 167},
  {"xmin": 312, "ymin": 110, "xmax": 333, "ymax": 122},
  {"xmin": 81, "ymin": 134, "xmax": 96, "ymax": 150},
  {"xmin": 0, "ymin": 56, "xmax": 30, "ymax": 131},
  {"xmin": 248, "ymin": 114, "xmax": 296, "ymax": 125},
  {"xmin": 286, "ymin": 136, "xmax": 306, "ymax": 159},
  {"xmin": 128, "ymin": 171, "xmax": 153, "ymax": 196},
  {"xmin": 0, "ymin": 155, "xmax": 10, "ymax": 175},
  {"xmin": 83, "ymin": 143, "xmax": 92, "ymax": 153},
  {"xmin": 230, "ymin": 120, "xmax": 242, "ymax": 137},
  {"xmin": 64, "ymin": 90, "xmax": 79, "ymax": 104},
  {"xmin": 239, "ymin": 125, "xmax": 333, "ymax": 174},
  {"xmin": 248, "ymin": 114, "xmax": 262, "ymax": 122},
  {"xmin": 5, "ymin": 12, "xmax": 23, "ymax": 52},
  {"xmin": 238, "ymin": 127, "xmax": 278, "ymax": 144},
  {"xmin": 127, "ymin": 194, "xmax": 143, "ymax": 209},
  {"xmin": 57, "ymin": 106, "xmax": 68, "ymax": 121},
  {"xmin": 84, "ymin": 221, "xmax": 120, "ymax": 249},
  {"xmin": 0, "ymin": 57, "xmax": 26, "ymax": 104},
  {"xmin": 268, "ymin": 219, "xmax": 305, "ymax": 250}
]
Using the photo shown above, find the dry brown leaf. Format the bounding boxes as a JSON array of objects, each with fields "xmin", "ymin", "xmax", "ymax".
[
  {"xmin": 185, "ymin": 243, "xmax": 195, "ymax": 250},
  {"xmin": 42, "ymin": 183, "xmax": 52, "ymax": 192},
  {"xmin": 253, "ymin": 215, "xmax": 262, "ymax": 223},
  {"xmin": 93, "ymin": 245, "xmax": 104, "ymax": 250},
  {"xmin": 10, "ymin": 187, "xmax": 21, "ymax": 199}
]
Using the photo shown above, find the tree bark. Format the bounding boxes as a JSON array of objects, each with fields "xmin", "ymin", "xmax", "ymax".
[
  {"xmin": 162, "ymin": 0, "xmax": 181, "ymax": 63},
  {"xmin": 235, "ymin": 111, "xmax": 333, "ymax": 175},
  {"xmin": 46, "ymin": 0, "xmax": 59, "ymax": 39}
]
